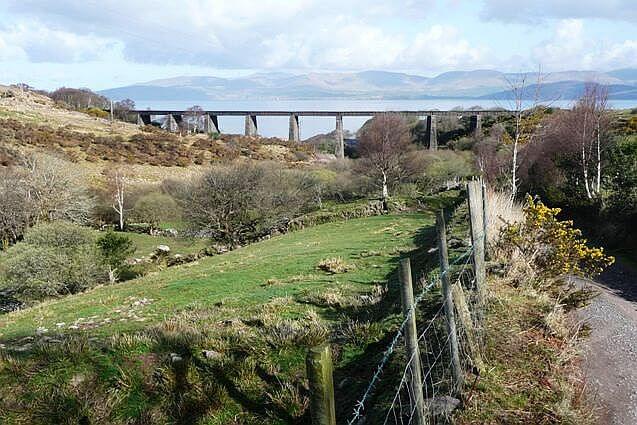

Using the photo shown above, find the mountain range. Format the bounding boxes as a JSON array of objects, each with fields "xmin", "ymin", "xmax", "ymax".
[{"xmin": 100, "ymin": 69, "xmax": 637, "ymax": 101}]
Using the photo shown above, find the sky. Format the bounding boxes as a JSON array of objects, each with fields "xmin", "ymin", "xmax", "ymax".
[{"xmin": 0, "ymin": 0, "xmax": 636, "ymax": 90}]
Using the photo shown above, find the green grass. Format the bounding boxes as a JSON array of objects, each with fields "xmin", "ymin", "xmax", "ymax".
[
  {"xmin": 0, "ymin": 211, "xmax": 447, "ymax": 424},
  {"xmin": 0, "ymin": 213, "xmax": 432, "ymax": 341},
  {"xmin": 121, "ymin": 231, "xmax": 209, "ymax": 258}
]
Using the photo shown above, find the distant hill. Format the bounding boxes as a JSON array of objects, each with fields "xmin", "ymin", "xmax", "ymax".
[
  {"xmin": 480, "ymin": 81, "xmax": 637, "ymax": 101},
  {"xmin": 100, "ymin": 68, "xmax": 637, "ymax": 101}
]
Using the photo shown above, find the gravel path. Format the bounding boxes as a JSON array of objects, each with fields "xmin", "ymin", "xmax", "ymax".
[{"xmin": 575, "ymin": 261, "xmax": 637, "ymax": 425}]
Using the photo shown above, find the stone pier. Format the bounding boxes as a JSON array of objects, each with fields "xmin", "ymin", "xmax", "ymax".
[
  {"xmin": 427, "ymin": 114, "xmax": 438, "ymax": 150},
  {"xmin": 137, "ymin": 113, "xmax": 151, "ymax": 126},
  {"xmin": 470, "ymin": 114, "xmax": 482, "ymax": 136},
  {"xmin": 164, "ymin": 114, "xmax": 181, "ymax": 133},
  {"xmin": 245, "ymin": 114, "xmax": 258, "ymax": 136},
  {"xmin": 335, "ymin": 114, "xmax": 344, "ymax": 159},
  {"xmin": 203, "ymin": 114, "xmax": 220, "ymax": 134},
  {"xmin": 289, "ymin": 114, "xmax": 300, "ymax": 143}
]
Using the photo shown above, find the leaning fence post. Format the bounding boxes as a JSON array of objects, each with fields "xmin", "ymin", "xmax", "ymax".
[
  {"xmin": 399, "ymin": 258, "xmax": 426, "ymax": 425},
  {"xmin": 306, "ymin": 344, "xmax": 336, "ymax": 425},
  {"xmin": 436, "ymin": 211, "xmax": 464, "ymax": 394},
  {"xmin": 467, "ymin": 180, "xmax": 486, "ymax": 307}
]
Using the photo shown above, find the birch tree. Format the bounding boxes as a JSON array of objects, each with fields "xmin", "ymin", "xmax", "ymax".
[
  {"xmin": 106, "ymin": 168, "xmax": 128, "ymax": 230},
  {"xmin": 504, "ymin": 68, "xmax": 546, "ymax": 203}
]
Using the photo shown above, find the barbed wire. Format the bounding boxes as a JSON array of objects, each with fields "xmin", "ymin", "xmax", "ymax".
[{"xmin": 346, "ymin": 246, "xmax": 475, "ymax": 425}]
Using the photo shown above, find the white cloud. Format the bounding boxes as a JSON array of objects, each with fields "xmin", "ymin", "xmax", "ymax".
[
  {"xmin": 0, "ymin": 0, "xmax": 468, "ymax": 71},
  {"xmin": 480, "ymin": 0, "xmax": 637, "ymax": 24},
  {"xmin": 0, "ymin": 22, "xmax": 119, "ymax": 63},
  {"xmin": 532, "ymin": 19, "xmax": 637, "ymax": 70},
  {"xmin": 405, "ymin": 25, "xmax": 486, "ymax": 68}
]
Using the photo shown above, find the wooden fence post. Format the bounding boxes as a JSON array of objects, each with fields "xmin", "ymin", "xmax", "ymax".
[
  {"xmin": 467, "ymin": 180, "xmax": 486, "ymax": 306},
  {"xmin": 306, "ymin": 344, "xmax": 336, "ymax": 425},
  {"xmin": 481, "ymin": 178, "xmax": 489, "ymax": 257},
  {"xmin": 436, "ymin": 211, "xmax": 464, "ymax": 394},
  {"xmin": 451, "ymin": 283, "xmax": 484, "ymax": 373},
  {"xmin": 399, "ymin": 258, "xmax": 426, "ymax": 425}
]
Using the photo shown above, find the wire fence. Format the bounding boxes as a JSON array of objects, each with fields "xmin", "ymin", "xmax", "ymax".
[{"xmin": 341, "ymin": 180, "xmax": 488, "ymax": 425}]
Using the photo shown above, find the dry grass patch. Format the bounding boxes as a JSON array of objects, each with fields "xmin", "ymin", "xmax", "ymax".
[{"xmin": 317, "ymin": 257, "xmax": 356, "ymax": 274}]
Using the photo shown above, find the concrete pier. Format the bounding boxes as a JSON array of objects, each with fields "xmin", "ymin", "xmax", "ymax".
[
  {"xmin": 245, "ymin": 114, "xmax": 258, "ymax": 136},
  {"xmin": 137, "ymin": 113, "xmax": 151, "ymax": 126},
  {"xmin": 289, "ymin": 114, "xmax": 300, "ymax": 143},
  {"xmin": 335, "ymin": 114, "xmax": 344, "ymax": 159},
  {"xmin": 203, "ymin": 114, "xmax": 220, "ymax": 134},
  {"xmin": 470, "ymin": 114, "xmax": 482, "ymax": 136},
  {"xmin": 427, "ymin": 114, "xmax": 438, "ymax": 151},
  {"xmin": 164, "ymin": 114, "xmax": 180, "ymax": 132}
]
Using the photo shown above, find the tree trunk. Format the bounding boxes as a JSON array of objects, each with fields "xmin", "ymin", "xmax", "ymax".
[
  {"xmin": 596, "ymin": 120, "xmax": 602, "ymax": 195},
  {"xmin": 381, "ymin": 171, "xmax": 389, "ymax": 200},
  {"xmin": 381, "ymin": 171, "xmax": 389, "ymax": 211}
]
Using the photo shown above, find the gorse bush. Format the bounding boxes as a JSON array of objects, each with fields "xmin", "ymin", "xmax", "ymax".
[
  {"xmin": 499, "ymin": 196, "xmax": 614, "ymax": 279},
  {"xmin": 0, "ymin": 222, "xmax": 108, "ymax": 302}
]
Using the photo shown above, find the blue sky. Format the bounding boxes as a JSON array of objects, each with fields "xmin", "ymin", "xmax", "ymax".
[{"xmin": 0, "ymin": 0, "xmax": 635, "ymax": 90}]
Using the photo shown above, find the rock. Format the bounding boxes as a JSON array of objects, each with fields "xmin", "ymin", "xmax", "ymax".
[
  {"xmin": 156, "ymin": 245, "xmax": 170, "ymax": 253},
  {"xmin": 202, "ymin": 349, "xmax": 222, "ymax": 360},
  {"xmin": 426, "ymin": 396, "xmax": 460, "ymax": 416}
]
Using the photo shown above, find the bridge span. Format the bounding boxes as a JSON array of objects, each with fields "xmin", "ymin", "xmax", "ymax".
[{"xmin": 133, "ymin": 109, "xmax": 512, "ymax": 158}]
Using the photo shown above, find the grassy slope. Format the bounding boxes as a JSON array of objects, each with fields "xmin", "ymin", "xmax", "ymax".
[
  {"xmin": 0, "ymin": 213, "xmax": 431, "ymax": 341},
  {"xmin": 122, "ymin": 231, "xmax": 209, "ymax": 258}
]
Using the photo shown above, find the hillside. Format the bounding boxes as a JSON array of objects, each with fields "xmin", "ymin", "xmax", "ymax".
[
  {"xmin": 0, "ymin": 212, "xmax": 437, "ymax": 423},
  {"xmin": 100, "ymin": 68, "xmax": 637, "ymax": 101},
  {"xmin": 0, "ymin": 85, "xmax": 315, "ymax": 182}
]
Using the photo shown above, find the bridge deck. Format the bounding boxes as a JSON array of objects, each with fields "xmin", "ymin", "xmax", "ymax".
[{"xmin": 132, "ymin": 110, "xmax": 511, "ymax": 117}]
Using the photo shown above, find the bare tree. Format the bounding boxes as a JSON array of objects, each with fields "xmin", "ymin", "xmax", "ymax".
[
  {"xmin": 105, "ymin": 168, "xmax": 128, "ymax": 230},
  {"xmin": 22, "ymin": 154, "xmax": 93, "ymax": 224},
  {"xmin": 357, "ymin": 113, "xmax": 412, "ymax": 207},
  {"xmin": 504, "ymin": 67, "xmax": 545, "ymax": 202},
  {"xmin": 0, "ymin": 168, "xmax": 33, "ymax": 245}
]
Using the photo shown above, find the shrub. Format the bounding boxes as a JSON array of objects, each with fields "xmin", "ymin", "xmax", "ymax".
[
  {"xmin": 0, "ymin": 222, "xmax": 107, "ymax": 302},
  {"xmin": 183, "ymin": 163, "xmax": 315, "ymax": 245},
  {"xmin": 96, "ymin": 231, "xmax": 136, "ymax": 281},
  {"xmin": 499, "ymin": 196, "xmax": 614, "ymax": 280},
  {"xmin": 24, "ymin": 221, "xmax": 94, "ymax": 250},
  {"xmin": 131, "ymin": 192, "xmax": 181, "ymax": 231},
  {"xmin": 414, "ymin": 150, "xmax": 476, "ymax": 194},
  {"xmin": 84, "ymin": 107, "xmax": 109, "ymax": 119}
]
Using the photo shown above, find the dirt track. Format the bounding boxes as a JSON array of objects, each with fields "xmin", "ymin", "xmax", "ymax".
[{"xmin": 575, "ymin": 261, "xmax": 637, "ymax": 425}]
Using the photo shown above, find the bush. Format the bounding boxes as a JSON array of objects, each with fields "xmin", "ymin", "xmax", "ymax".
[
  {"xmin": 414, "ymin": 150, "xmax": 476, "ymax": 194},
  {"xmin": 24, "ymin": 221, "xmax": 94, "ymax": 250},
  {"xmin": 0, "ymin": 222, "xmax": 107, "ymax": 302},
  {"xmin": 131, "ymin": 192, "xmax": 181, "ymax": 231},
  {"xmin": 84, "ymin": 107, "xmax": 109, "ymax": 119},
  {"xmin": 499, "ymin": 196, "xmax": 614, "ymax": 280},
  {"xmin": 183, "ymin": 163, "xmax": 315, "ymax": 245},
  {"xmin": 96, "ymin": 231, "xmax": 136, "ymax": 281}
]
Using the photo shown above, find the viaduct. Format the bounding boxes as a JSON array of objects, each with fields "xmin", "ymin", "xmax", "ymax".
[{"xmin": 133, "ymin": 110, "xmax": 512, "ymax": 158}]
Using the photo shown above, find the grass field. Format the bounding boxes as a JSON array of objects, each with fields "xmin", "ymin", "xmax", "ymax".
[
  {"xmin": 0, "ymin": 211, "xmax": 452, "ymax": 424},
  {"xmin": 0, "ymin": 212, "xmax": 434, "ymax": 341},
  {"xmin": 124, "ymin": 231, "xmax": 210, "ymax": 258}
]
